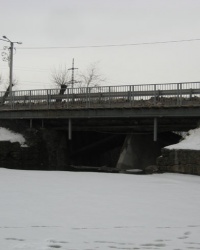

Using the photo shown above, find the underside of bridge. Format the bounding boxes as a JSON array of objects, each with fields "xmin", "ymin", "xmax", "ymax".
[
  {"xmin": 29, "ymin": 116, "xmax": 200, "ymax": 133},
  {"xmin": 68, "ymin": 131, "xmax": 182, "ymax": 171},
  {"xmin": 0, "ymin": 116, "xmax": 197, "ymax": 171}
]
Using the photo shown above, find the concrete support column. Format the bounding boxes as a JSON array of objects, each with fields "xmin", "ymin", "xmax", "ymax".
[
  {"xmin": 30, "ymin": 119, "xmax": 32, "ymax": 129},
  {"xmin": 154, "ymin": 117, "xmax": 157, "ymax": 142},
  {"xmin": 68, "ymin": 118, "xmax": 72, "ymax": 140}
]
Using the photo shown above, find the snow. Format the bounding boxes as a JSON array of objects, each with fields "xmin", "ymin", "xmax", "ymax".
[
  {"xmin": 0, "ymin": 168, "xmax": 199, "ymax": 250},
  {"xmin": 0, "ymin": 127, "xmax": 26, "ymax": 146},
  {"xmin": 165, "ymin": 128, "xmax": 200, "ymax": 150}
]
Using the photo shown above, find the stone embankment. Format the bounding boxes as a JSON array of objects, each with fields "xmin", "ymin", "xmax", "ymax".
[
  {"xmin": 0, "ymin": 130, "xmax": 48, "ymax": 170},
  {"xmin": 157, "ymin": 148, "xmax": 200, "ymax": 175},
  {"xmin": 155, "ymin": 128, "xmax": 200, "ymax": 175}
]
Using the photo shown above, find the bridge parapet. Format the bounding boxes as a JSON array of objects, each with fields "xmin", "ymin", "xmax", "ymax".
[{"xmin": 0, "ymin": 81, "xmax": 200, "ymax": 110}]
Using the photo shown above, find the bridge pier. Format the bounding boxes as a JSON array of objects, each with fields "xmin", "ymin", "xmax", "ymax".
[
  {"xmin": 116, "ymin": 133, "xmax": 164, "ymax": 171},
  {"xmin": 68, "ymin": 118, "xmax": 72, "ymax": 140},
  {"xmin": 154, "ymin": 117, "xmax": 157, "ymax": 141}
]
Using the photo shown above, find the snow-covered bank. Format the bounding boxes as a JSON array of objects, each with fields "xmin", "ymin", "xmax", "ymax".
[
  {"xmin": 0, "ymin": 169, "xmax": 199, "ymax": 250},
  {"xmin": 165, "ymin": 128, "xmax": 200, "ymax": 150},
  {"xmin": 0, "ymin": 127, "xmax": 26, "ymax": 146},
  {"xmin": 157, "ymin": 128, "xmax": 200, "ymax": 175}
]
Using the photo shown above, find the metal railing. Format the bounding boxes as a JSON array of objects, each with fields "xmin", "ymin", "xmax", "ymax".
[{"xmin": 0, "ymin": 82, "xmax": 200, "ymax": 110}]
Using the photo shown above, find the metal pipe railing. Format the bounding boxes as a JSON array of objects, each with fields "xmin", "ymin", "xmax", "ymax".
[{"xmin": 0, "ymin": 81, "xmax": 200, "ymax": 110}]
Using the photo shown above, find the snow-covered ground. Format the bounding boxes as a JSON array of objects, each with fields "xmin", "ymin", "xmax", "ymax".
[
  {"xmin": 0, "ymin": 168, "xmax": 199, "ymax": 250},
  {"xmin": 165, "ymin": 128, "xmax": 200, "ymax": 150}
]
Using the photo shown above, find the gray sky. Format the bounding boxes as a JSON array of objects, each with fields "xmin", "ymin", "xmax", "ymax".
[{"xmin": 0, "ymin": 0, "xmax": 200, "ymax": 90}]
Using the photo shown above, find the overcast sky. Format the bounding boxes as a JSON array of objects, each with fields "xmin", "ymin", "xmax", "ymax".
[{"xmin": 0, "ymin": 0, "xmax": 200, "ymax": 90}]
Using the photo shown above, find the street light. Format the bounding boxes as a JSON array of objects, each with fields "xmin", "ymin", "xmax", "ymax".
[{"xmin": 1, "ymin": 36, "xmax": 22, "ymax": 103}]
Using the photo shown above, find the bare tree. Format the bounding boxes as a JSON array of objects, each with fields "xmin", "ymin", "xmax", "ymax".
[
  {"xmin": 51, "ymin": 65, "xmax": 70, "ymax": 96},
  {"xmin": 51, "ymin": 63, "xmax": 105, "ymax": 103},
  {"xmin": 77, "ymin": 63, "xmax": 105, "ymax": 88},
  {"xmin": 0, "ymin": 75, "xmax": 18, "ymax": 104}
]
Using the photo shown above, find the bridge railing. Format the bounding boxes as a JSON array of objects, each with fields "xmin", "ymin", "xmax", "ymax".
[{"xmin": 0, "ymin": 81, "xmax": 200, "ymax": 110}]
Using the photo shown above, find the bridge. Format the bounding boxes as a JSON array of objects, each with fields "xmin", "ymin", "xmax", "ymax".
[{"xmin": 0, "ymin": 81, "xmax": 200, "ymax": 141}]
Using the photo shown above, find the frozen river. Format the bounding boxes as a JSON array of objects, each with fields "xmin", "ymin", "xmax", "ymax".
[{"xmin": 0, "ymin": 168, "xmax": 200, "ymax": 250}]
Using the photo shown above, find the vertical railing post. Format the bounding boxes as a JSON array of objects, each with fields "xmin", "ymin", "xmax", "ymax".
[
  {"xmin": 128, "ymin": 85, "xmax": 131, "ymax": 106},
  {"xmin": 109, "ymin": 86, "xmax": 111, "ymax": 107},
  {"xmin": 132, "ymin": 85, "xmax": 134, "ymax": 106},
  {"xmin": 47, "ymin": 90, "xmax": 49, "ymax": 109},
  {"xmin": 72, "ymin": 87, "xmax": 75, "ymax": 103},
  {"xmin": 189, "ymin": 88, "xmax": 192, "ymax": 99},
  {"xmin": 12, "ymin": 90, "xmax": 15, "ymax": 109},
  {"xmin": 180, "ymin": 83, "xmax": 182, "ymax": 106},
  {"xmin": 67, "ymin": 88, "xmax": 69, "ymax": 109},
  {"xmin": 29, "ymin": 90, "xmax": 32, "ymax": 109},
  {"xmin": 154, "ymin": 84, "xmax": 157, "ymax": 105},
  {"xmin": 86, "ymin": 87, "xmax": 88, "ymax": 108},
  {"xmin": 86, "ymin": 87, "xmax": 91, "ymax": 108},
  {"xmin": 98, "ymin": 86, "xmax": 101, "ymax": 104},
  {"xmin": 177, "ymin": 83, "xmax": 180, "ymax": 106},
  {"xmin": 49, "ymin": 89, "xmax": 52, "ymax": 109},
  {"xmin": 47, "ymin": 89, "xmax": 51, "ymax": 109},
  {"xmin": 88, "ymin": 87, "xmax": 91, "ymax": 108}
]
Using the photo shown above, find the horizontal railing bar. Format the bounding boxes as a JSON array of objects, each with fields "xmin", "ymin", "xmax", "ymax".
[
  {"xmin": 0, "ymin": 82, "xmax": 200, "ymax": 109},
  {"xmin": 3, "ymin": 89, "xmax": 200, "ymax": 102},
  {"xmin": 0, "ymin": 82, "xmax": 199, "ymax": 95}
]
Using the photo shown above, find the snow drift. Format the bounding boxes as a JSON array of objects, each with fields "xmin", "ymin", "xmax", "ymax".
[
  {"xmin": 0, "ymin": 127, "xmax": 26, "ymax": 146},
  {"xmin": 165, "ymin": 128, "xmax": 200, "ymax": 150}
]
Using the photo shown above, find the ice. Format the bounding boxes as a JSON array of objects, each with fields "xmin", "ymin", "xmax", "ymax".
[{"xmin": 0, "ymin": 169, "xmax": 199, "ymax": 249}]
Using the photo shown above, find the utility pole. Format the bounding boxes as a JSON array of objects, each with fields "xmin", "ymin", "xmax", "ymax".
[
  {"xmin": 9, "ymin": 41, "xmax": 14, "ymax": 97},
  {"xmin": 68, "ymin": 58, "xmax": 78, "ymax": 89},
  {"xmin": 1, "ymin": 36, "xmax": 22, "ymax": 104}
]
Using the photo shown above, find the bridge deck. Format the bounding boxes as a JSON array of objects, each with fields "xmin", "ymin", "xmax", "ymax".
[{"xmin": 0, "ymin": 82, "xmax": 199, "ymax": 134}]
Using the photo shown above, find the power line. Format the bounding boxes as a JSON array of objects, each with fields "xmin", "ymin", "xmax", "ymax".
[{"xmin": 14, "ymin": 38, "xmax": 200, "ymax": 50}]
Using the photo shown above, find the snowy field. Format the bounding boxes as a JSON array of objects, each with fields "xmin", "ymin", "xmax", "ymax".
[{"xmin": 0, "ymin": 169, "xmax": 200, "ymax": 250}]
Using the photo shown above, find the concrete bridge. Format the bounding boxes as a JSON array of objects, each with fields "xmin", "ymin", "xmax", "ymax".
[
  {"xmin": 0, "ymin": 81, "xmax": 200, "ymax": 141},
  {"xmin": 0, "ymin": 81, "xmax": 200, "ymax": 172}
]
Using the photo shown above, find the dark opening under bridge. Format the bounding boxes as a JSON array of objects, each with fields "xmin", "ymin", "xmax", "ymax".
[{"xmin": 0, "ymin": 81, "xmax": 200, "ymax": 141}]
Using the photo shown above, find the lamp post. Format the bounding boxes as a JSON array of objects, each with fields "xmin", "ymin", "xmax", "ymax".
[{"xmin": 0, "ymin": 36, "xmax": 22, "ymax": 103}]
